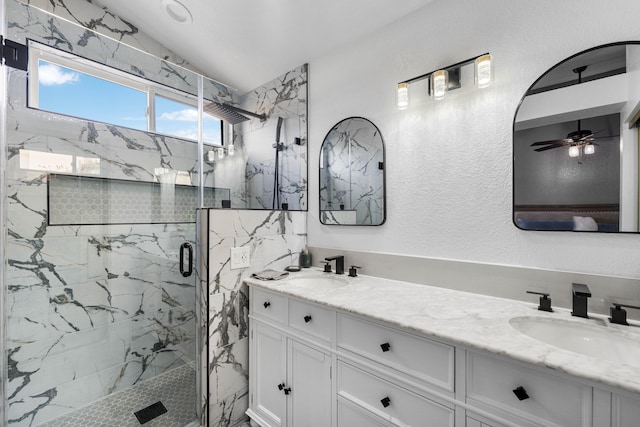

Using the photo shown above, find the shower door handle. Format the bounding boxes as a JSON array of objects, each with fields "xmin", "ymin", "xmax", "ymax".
[{"xmin": 180, "ymin": 242, "xmax": 193, "ymax": 277}]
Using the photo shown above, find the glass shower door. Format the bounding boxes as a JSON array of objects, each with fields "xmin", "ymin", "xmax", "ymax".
[{"xmin": 2, "ymin": 1, "xmax": 204, "ymax": 425}]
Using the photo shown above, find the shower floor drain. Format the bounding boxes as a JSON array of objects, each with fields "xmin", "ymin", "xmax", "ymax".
[{"xmin": 134, "ymin": 401, "xmax": 167, "ymax": 424}]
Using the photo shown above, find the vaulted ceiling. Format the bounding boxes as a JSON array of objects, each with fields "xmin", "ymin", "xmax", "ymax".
[{"xmin": 93, "ymin": 0, "xmax": 435, "ymax": 91}]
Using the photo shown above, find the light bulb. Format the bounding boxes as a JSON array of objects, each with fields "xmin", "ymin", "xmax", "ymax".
[
  {"xmin": 431, "ymin": 70, "xmax": 448, "ymax": 100},
  {"xmin": 584, "ymin": 144, "xmax": 595, "ymax": 155},
  {"xmin": 218, "ymin": 147, "xmax": 224, "ymax": 159},
  {"xmin": 475, "ymin": 54, "xmax": 492, "ymax": 88},
  {"xmin": 228, "ymin": 144, "xmax": 235, "ymax": 156},
  {"xmin": 569, "ymin": 146, "xmax": 580, "ymax": 157},
  {"xmin": 396, "ymin": 82, "xmax": 409, "ymax": 109}
]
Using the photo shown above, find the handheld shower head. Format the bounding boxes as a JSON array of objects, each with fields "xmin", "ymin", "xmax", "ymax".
[{"xmin": 276, "ymin": 117, "xmax": 284, "ymax": 142}]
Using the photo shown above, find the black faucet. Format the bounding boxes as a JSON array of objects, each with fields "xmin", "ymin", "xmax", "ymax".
[
  {"xmin": 610, "ymin": 303, "xmax": 640, "ymax": 325},
  {"xmin": 324, "ymin": 255, "xmax": 344, "ymax": 275},
  {"xmin": 571, "ymin": 283, "xmax": 591, "ymax": 318}
]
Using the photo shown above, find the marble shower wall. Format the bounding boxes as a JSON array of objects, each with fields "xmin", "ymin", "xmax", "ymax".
[
  {"xmin": 205, "ymin": 209, "xmax": 306, "ymax": 426},
  {"xmin": 5, "ymin": 1, "xmax": 208, "ymax": 425},
  {"xmin": 229, "ymin": 65, "xmax": 308, "ymax": 210}
]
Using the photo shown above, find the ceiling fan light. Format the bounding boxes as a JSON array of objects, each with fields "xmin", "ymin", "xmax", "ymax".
[
  {"xmin": 584, "ymin": 144, "xmax": 595, "ymax": 155},
  {"xmin": 568, "ymin": 146, "xmax": 580, "ymax": 157}
]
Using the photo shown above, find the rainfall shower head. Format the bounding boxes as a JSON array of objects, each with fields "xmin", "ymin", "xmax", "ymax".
[{"xmin": 203, "ymin": 102, "xmax": 266, "ymax": 125}]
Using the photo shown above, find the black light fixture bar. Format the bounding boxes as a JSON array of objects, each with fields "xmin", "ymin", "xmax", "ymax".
[{"xmin": 398, "ymin": 52, "xmax": 490, "ymax": 86}]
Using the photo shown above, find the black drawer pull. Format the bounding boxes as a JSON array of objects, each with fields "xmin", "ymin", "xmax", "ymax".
[
  {"xmin": 277, "ymin": 383, "xmax": 285, "ymax": 391},
  {"xmin": 513, "ymin": 386, "xmax": 530, "ymax": 401},
  {"xmin": 304, "ymin": 315, "xmax": 312, "ymax": 323},
  {"xmin": 380, "ymin": 397, "xmax": 391, "ymax": 408},
  {"xmin": 380, "ymin": 342, "xmax": 391, "ymax": 352},
  {"xmin": 263, "ymin": 301, "xmax": 271, "ymax": 309}
]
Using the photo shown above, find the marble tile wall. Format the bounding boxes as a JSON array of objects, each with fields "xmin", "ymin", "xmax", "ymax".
[
  {"xmin": 205, "ymin": 209, "xmax": 307, "ymax": 426},
  {"xmin": 5, "ymin": 1, "xmax": 203, "ymax": 425},
  {"xmin": 231, "ymin": 65, "xmax": 309, "ymax": 210}
]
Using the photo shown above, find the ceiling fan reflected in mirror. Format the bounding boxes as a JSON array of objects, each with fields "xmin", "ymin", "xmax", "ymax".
[{"xmin": 529, "ymin": 66, "xmax": 600, "ymax": 158}]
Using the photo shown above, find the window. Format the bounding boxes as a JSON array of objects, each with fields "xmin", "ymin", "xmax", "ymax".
[{"xmin": 28, "ymin": 43, "xmax": 223, "ymax": 146}]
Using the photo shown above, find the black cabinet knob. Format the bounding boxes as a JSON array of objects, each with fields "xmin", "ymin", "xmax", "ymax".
[
  {"xmin": 263, "ymin": 301, "xmax": 271, "ymax": 309},
  {"xmin": 304, "ymin": 315, "xmax": 312, "ymax": 323},
  {"xmin": 380, "ymin": 342, "xmax": 391, "ymax": 352},
  {"xmin": 513, "ymin": 386, "xmax": 530, "ymax": 401},
  {"xmin": 277, "ymin": 383, "xmax": 285, "ymax": 391},
  {"xmin": 380, "ymin": 397, "xmax": 391, "ymax": 408},
  {"xmin": 284, "ymin": 387, "xmax": 291, "ymax": 395}
]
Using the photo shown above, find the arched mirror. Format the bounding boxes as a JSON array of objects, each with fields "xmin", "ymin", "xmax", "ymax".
[
  {"xmin": 319, "ymin": 117, "xmax": 386, "ymax": 225},
  {"xmin": 513, "ymin": 42, "xmax": 640, "ymax": 232}
]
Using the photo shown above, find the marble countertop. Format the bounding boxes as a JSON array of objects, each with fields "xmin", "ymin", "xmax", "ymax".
[{"xmin": 246, "ymin": 269, "xmax": 640, "ymax": 395}]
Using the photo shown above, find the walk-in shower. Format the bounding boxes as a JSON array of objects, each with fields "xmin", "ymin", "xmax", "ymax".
[{"xmin": 1, "ymin": 2, "xmax": 308, "ymax": 426}]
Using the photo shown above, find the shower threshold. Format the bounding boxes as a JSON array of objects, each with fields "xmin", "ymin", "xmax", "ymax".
[{"xmin": 39, "ymin": 363, "xmax": 197, "ymax": 427}]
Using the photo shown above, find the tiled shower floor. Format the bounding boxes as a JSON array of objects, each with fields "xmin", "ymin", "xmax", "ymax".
[{"xmin": 40, "ymin": 364, "xmax": 197, "ymax": 427}]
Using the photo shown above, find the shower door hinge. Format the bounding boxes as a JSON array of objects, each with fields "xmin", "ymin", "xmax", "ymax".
[{"xmin": 1, "ymin": 36, "xmax": 28, "ymax": 71}]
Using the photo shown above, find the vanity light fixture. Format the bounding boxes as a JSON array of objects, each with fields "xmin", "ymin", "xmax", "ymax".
[
  {"xmin": 217, "ymin": 147, "xmax": 225, "ymax": 159},
  {"xmin": 227, "ymin": 144, "xmax": 235, "ymax": 156},
  {"xmin": 475, "ymin": 54, "xmax": 493, "ymax": 88},
  {"xmin": 396, "ymin": 52, "xmax": 492, "ymax": 108},
  {"xmin": 431, "ymin": 70, "xmax": 448, "ymax": 100},
  {"xmin": 206, "ymin": 149, "xmax": 216, "ymax": 163},
  {"xmin": 396, "ymin": 82, "xmax": 409, "ymax": 109}
]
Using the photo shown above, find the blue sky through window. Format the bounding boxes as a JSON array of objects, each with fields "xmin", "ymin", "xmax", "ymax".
[{"xmin": 37, "ymin": 61, "xmax": 222, "ymax": 144}]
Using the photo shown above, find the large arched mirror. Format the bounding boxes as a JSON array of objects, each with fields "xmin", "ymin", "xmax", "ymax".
[
  {"xmin": 319, "ymin": 117, "xmax": 386, "ymax": 225},
  {"xmin": 513, "ymin": 42, "xmax": 640, "ymax": 232}
]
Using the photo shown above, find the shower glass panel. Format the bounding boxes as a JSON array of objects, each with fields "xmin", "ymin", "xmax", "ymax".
[{"xmin": 2, "ymin": 1, "xmax": 215, "ymax": 425}]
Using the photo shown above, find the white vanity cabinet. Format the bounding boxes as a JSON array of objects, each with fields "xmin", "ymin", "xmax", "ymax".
[
  {"xmin": 248, "ymin": 288, "xmax": 333, "ymax": 427},
  {"xmin": 247, "ymin": 283, "xmax": 640, "ymax": 427}
]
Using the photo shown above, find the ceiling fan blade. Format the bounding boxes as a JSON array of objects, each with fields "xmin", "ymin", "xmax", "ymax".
[
  {"xmin": 534, "ymin": 144, "xmax": 564, "ymax": 152},
  {"xmin": 530, "ymin": 139, "xmax": 567, "ymax": 146}
]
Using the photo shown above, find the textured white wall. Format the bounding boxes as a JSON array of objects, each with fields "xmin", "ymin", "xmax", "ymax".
[{"xmin": 307, "ymin": 0, "xmax": 640, "ymax": 278}]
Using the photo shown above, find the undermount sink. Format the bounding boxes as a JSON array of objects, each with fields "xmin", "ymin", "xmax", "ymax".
[
  {"xmin": 509, "ymin": 316, "xmax": 640, "ymax": 367},
  {"xmin": 282, "ymin": 275, "xmax": 348, "ymax": 290}
]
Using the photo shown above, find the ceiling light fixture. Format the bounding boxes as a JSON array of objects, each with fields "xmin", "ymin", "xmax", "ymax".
[
  {"xmin": 396, "ymin": 52, "xmax": 492, "ymax": 108},
  {"xmin": 162, "ymin": 0, "xmax": 193, "ymax": 24},
  {"xmin": 568, "ymin": 146, "xmax": 580, "ymax": 158}
]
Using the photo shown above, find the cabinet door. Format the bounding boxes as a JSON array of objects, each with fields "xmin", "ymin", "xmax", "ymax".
[
  {"xmin": 614, "ymin": 393, "xmax": 640, "ymax": 427},
  {"xmin": 252, "ymin": 322, "xmax": 288, "ymax": 427},
  {"xmin": 289, "ymin": 340, "xmax": 332, "ymax": 427}
]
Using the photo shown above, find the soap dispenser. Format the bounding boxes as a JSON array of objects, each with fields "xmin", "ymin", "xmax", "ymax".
[{"xmin": 299, "ymin": 247, "xmax": 312, "ymax": 268}]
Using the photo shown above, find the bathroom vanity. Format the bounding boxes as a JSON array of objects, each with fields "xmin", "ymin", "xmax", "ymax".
[{"xmin": 245, "ymin": 271, "xmax": 640, "ymax": 427}]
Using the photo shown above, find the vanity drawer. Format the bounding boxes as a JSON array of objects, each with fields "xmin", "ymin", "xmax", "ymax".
[
  {"xmin": 337, "ymin": 361, "xmax": 454, "ymax": 427},
  {"xmin": 467, "ymin": 352, "xmax": 586, "ymax": 427},
  {"xmin": 337, "ymin": 314, "xmax": 455, "ymax": 391},
  {"xmin": 289, "ymin": 298, "xmax": 335, "ymax": 344},
  {"xmin": 251, "ymin": 287, "xmax": 288, "ymax": 325}
]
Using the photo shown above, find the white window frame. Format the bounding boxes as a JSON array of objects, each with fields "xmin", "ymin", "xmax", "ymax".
[{"xmin": 27, "ymin": 41, "xmax": 224, "ymax": 146}]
